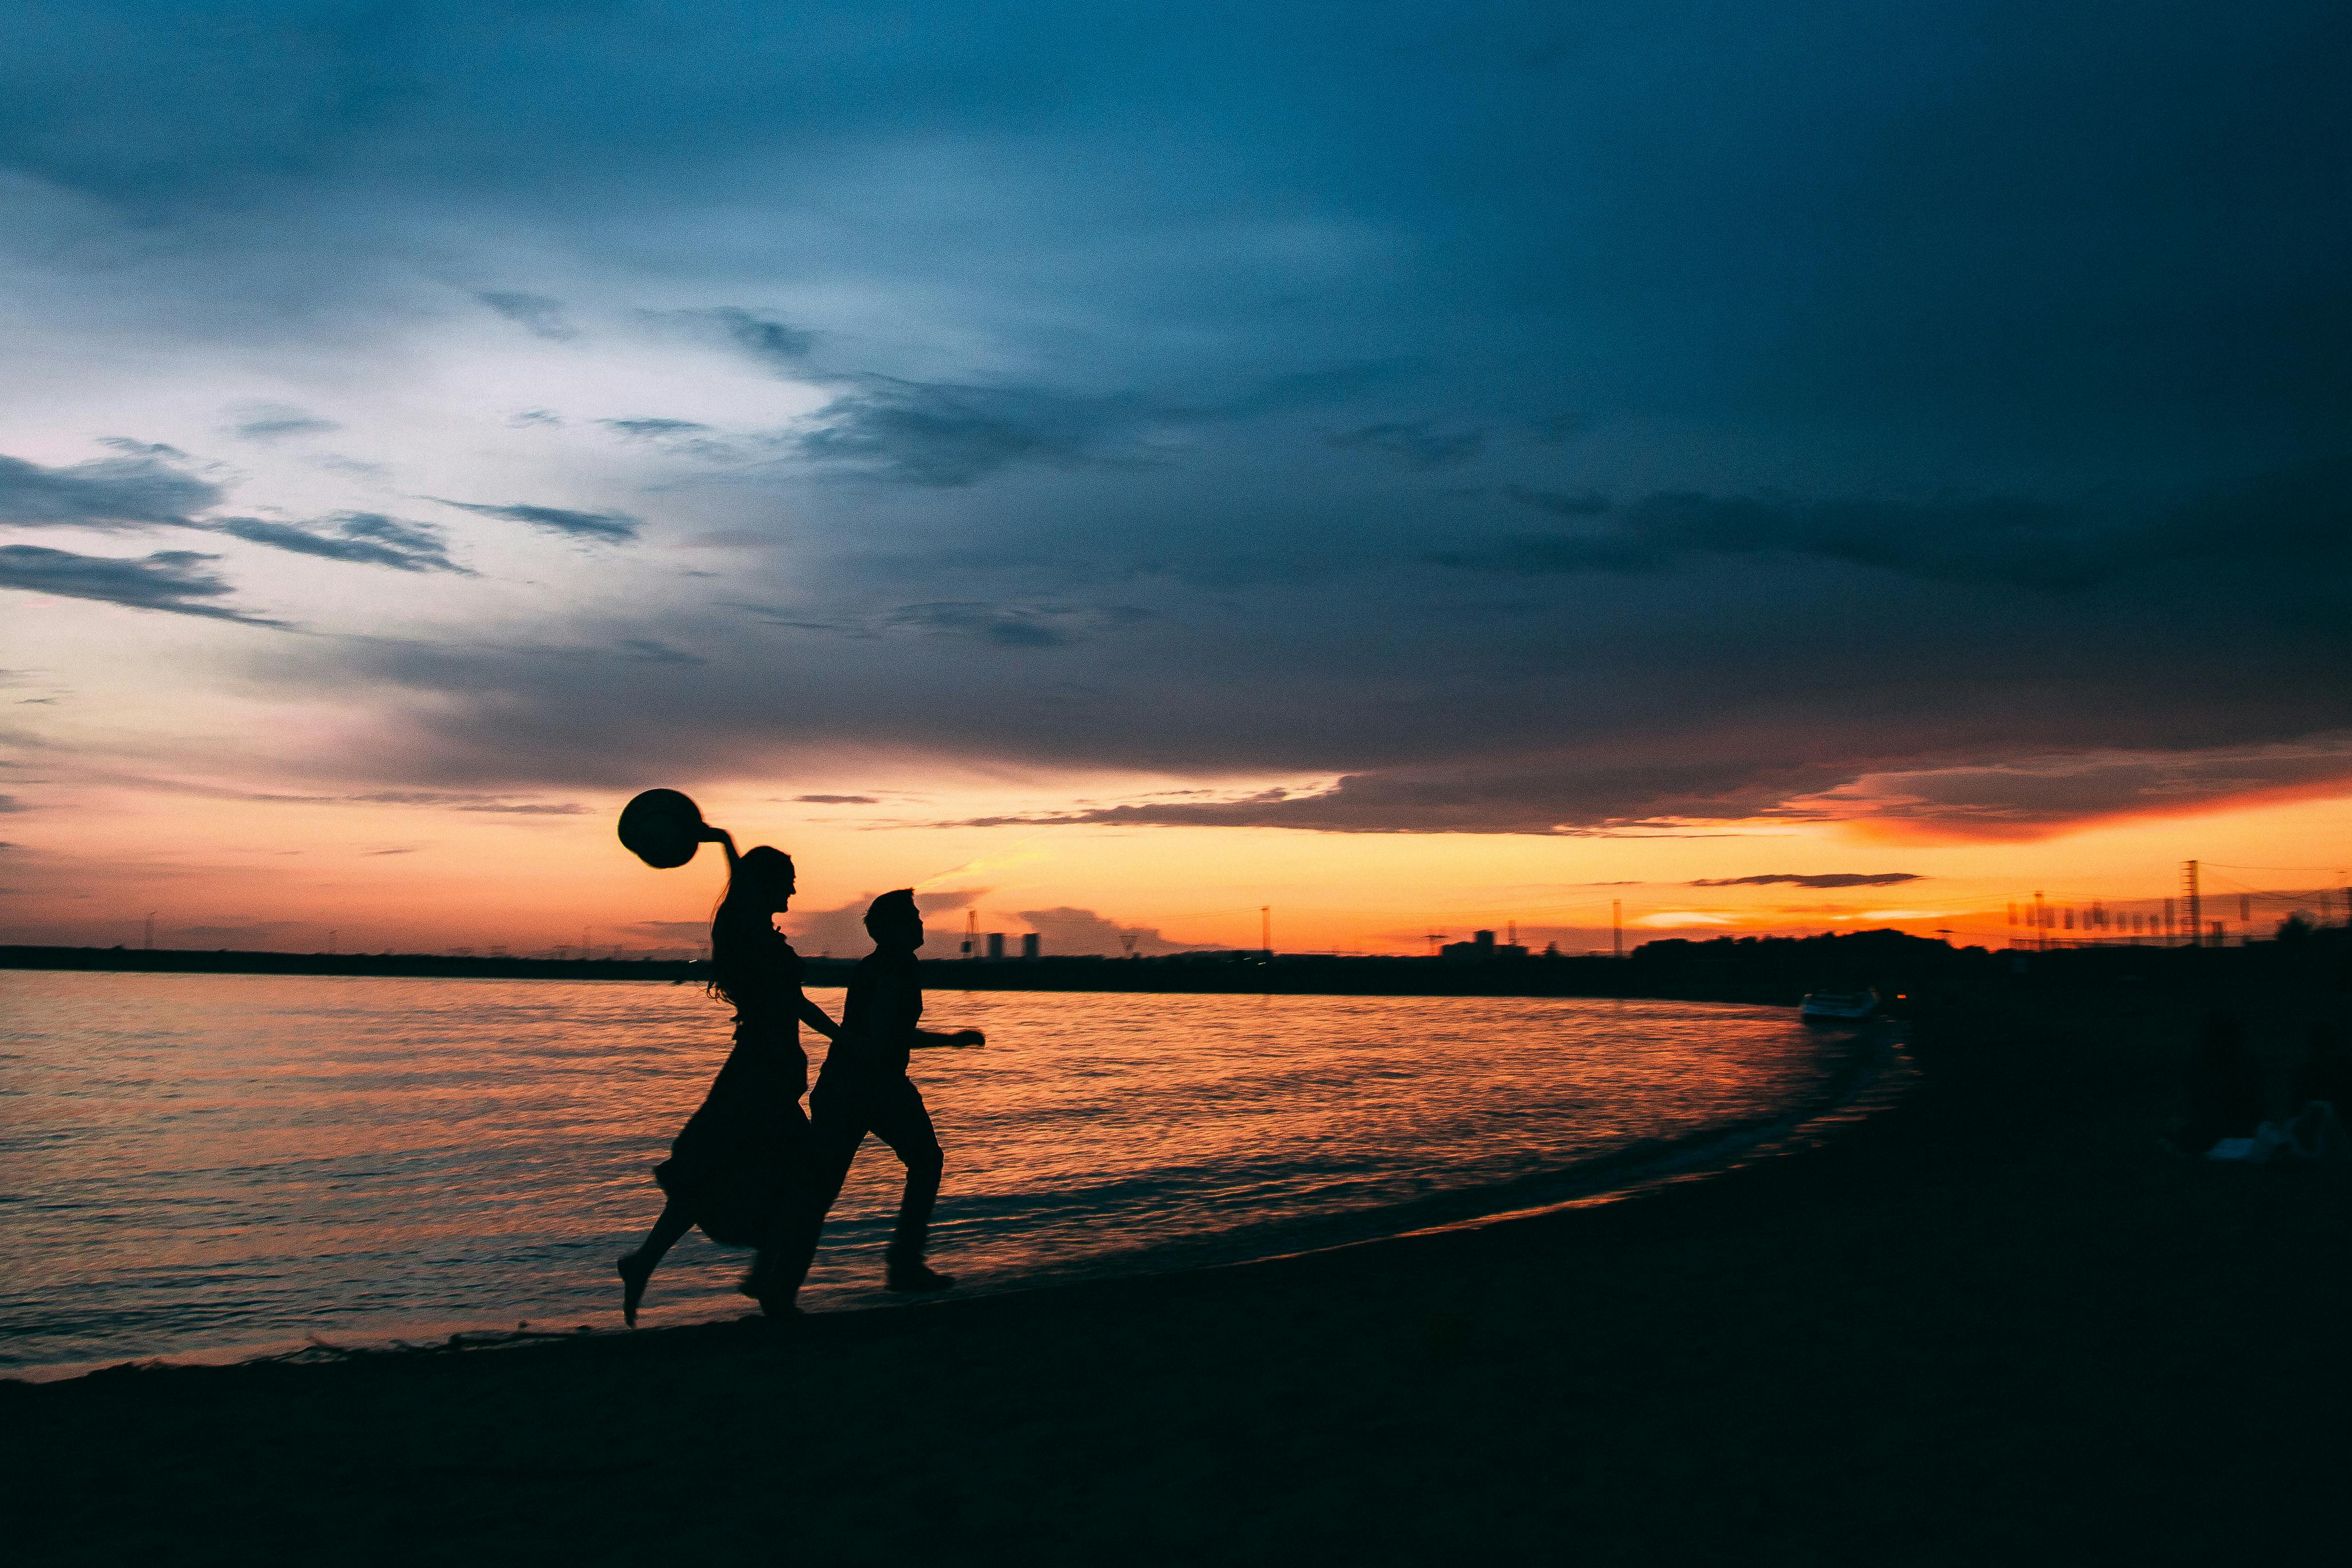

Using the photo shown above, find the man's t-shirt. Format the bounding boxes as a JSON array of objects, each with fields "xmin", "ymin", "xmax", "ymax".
[{"xmin": 835, "ymin": 948, "xmax": 922, "ymax": 1080}]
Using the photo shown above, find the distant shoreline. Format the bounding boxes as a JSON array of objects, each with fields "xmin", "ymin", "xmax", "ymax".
[
  {"xmin": 5, "ymin": 929, "xmax": 2329, "ymax": 1002},
  {"xmin": 0, "ymin": 941, "xmax": 1700, "ymax": 999}
]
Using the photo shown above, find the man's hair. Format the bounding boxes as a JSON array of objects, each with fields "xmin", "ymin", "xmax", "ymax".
[{"xmin": 865, "ymin": 888, "xmax": 919, "ymax": 936}]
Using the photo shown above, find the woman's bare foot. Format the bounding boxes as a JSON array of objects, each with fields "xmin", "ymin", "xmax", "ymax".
[{"xmin": 618, "ymin": 1251, "xmax": 654, "ymax": 1327}]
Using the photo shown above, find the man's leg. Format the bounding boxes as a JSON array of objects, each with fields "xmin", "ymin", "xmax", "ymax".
[
  {"xmin": 760, "ymin": 1106, "xmax": 867, "ymax": 1299},
  {"xmin": 866, "ymin": 1079, "xmax": 946, "ymax": 1288}
]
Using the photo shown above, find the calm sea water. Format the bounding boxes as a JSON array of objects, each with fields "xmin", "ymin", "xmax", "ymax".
[{"xmin": 0, "ymin": 971, "xmax": 1840, "ymax": 1376}]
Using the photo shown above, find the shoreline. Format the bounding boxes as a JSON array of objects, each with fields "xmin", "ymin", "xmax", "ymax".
[{"xmin": 5, "ymin": 1016, "xmax": 1893, "ymax": 1387}]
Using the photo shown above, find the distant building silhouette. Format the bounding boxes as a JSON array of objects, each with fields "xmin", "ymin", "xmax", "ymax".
[
  {"xmin": 1020, "ymin": 932, "xmax": 1040, "ymax": 959},
  {"xmin": 987, "ymin": 932, "xmax": 1005, "ymax": 959},
  {"xmin": 1443, "ymin": 929, "xmax": 1528, "ymax": 961}
]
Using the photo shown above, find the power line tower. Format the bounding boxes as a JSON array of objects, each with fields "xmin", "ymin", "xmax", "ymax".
[
  {"xmin": 2181, "ymin": 860, "xmax": 2202, "ymax": 949},
  {"xmin": 1424, "ymin": 931, "xmax": 1444, "ymax": 956},
  {"xmin": 1261, "ymin": 905, "xmax": 1271, "ymax": 960},
  {"xmin": 1612, "ymin": 899, "xmax": 1623, "ymax": 960}
]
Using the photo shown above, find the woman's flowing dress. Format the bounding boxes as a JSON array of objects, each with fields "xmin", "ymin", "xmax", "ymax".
[{"xmin": 653, "ymin": 919, "xmax": 810, "ymax": 1247}]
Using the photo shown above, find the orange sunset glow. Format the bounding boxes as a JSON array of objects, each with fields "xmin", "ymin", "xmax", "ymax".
[{"xmin": 7, "ymin": 725, "xmax": 2345, "ymax": 957}]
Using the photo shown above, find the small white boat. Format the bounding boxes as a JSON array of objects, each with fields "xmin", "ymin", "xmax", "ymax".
[{"xmin": 1800, "ymin": 987, "xmax": 1879, "ymax": 1022}]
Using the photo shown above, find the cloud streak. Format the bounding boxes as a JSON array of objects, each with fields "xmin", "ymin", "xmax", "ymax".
[
  {"xmin": 1690, "ymin": 873, "xmax": 1923, "ymax": 889},
  {"xmin": 231, "ymin": 405, "xmax": 338, "ymax": 442},
  {"xmin": 650, "ymin": 306, "xmax": 814, "ymax": 370},
  {"xmin": 0, "ymin": 446, "xmax": 221, "ymax": 529},
  {"xmin": 427, "ymin": 498, "xmax": 641, "ymax": 543},
  {"xmin": 477, "ymin": 290, "xmax": 576, "ymax": 341},
  {"xmin": 212, "ymin": 513, "xmax": 466, "ymax": 573},
  {"xmin": 1448, "ymin": 462, "xmax": 2352, "ymax": 595},
  {"xmin": 0, "ymin": 545, "xmax": 282, "ymax": 624}
]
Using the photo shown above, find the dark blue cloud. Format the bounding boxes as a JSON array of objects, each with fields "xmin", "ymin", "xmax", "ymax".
[
  {"xmin": 231, "ymin": 405, "xmax": 339, "ymax": 442},
  {"xmin": 600, "ymin": 418, "xmax": 710, "ymax": 440},
  {"xmin": 792, "ymin": 378, "xmax": 1145, "ymax": 487},
  {"xmin": 476, "ymin": 290, "xmax": 575, "ymax": 340},
  {"xmin": 425, "ymin": 498, "xmax": 640, "ymax": 542},
  {"xmin": 0, "ymin": 445, "xmax": 462, "ymax": 572},
  {"xmin": 0, "ymin": 544, "xmax": 280, "ymax": 624},
  {"xmin": 880, "ymin": 601, "xmax": 1151, "ymax": 649},
  {"xmin": 595, "ymin": 418, "xmax": 748, "ymax": 462},
  {"xmin": 649, "ymin": 306, "xmax": 814, "ymax": 370},
  {"xmin": 0, "ymin": 446, "xmax": 221, "ymax": 528},
  {"xmin": 213, "ymin": 512, "xmax": 465, "ymax": 573},
  {"xmin": 1437, "ymin": 459, "xmax": 2352, "ymax": 595}
]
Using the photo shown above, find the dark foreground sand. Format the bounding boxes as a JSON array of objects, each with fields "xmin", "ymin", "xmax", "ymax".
[{"xmin": 7, "ymin": 983, "xmax": 2348, "ymax": 1565}]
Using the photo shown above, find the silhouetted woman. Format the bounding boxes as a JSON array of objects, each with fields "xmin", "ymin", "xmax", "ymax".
[{"xmin": 618, "ymin": 829, "xmax": 839, "ymax": 1323}]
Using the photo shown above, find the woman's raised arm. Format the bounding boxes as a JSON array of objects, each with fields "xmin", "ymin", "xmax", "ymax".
[{"xmin": 797, "ymin": 994, "xmax": 843, "ymax": 1042}]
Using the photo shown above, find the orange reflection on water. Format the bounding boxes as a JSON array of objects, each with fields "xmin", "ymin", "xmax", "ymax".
[{"xmin": 1, "ymin": 970, "xmax": 1834, "ymax": 1374}]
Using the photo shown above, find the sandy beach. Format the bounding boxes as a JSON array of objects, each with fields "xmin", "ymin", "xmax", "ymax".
[{"xmin": 8, "ymin": 975, "xmax": 2347, "ymax": 1565}]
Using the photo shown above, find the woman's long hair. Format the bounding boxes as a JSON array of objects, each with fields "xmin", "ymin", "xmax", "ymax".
[{"xmin": 707, "ymin": 845, "xmax": 794, "ymax": 1009}]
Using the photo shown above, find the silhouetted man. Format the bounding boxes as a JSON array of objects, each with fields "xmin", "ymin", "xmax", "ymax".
[{"xmin": 779, "ymin": 889, "xmax": 982, "ymax": 1298}]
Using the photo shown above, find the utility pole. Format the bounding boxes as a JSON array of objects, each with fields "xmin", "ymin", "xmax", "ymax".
[
  {"xmin": 1612, "ymin": 899, "xmax": 1623, "ymax": 960},
  {"xmin": 2182, "ymin": 860, "xmax": 2201, "ymax": 949}
]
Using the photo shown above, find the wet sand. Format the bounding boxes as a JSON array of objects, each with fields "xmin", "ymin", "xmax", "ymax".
[{"xmin": 8, "ymin": 983, "xmax": 2348, "ymax": 1564}]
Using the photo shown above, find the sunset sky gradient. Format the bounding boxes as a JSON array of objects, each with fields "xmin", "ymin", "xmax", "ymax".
[{"xmin": 4, "ymin": 2, "xmax": 2347, "ymax": 954}]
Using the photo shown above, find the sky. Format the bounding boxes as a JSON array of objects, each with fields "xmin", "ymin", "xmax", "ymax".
[{"xmin": 3, "ymin": 1, "xmax": 2349, "ymax": 956}]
